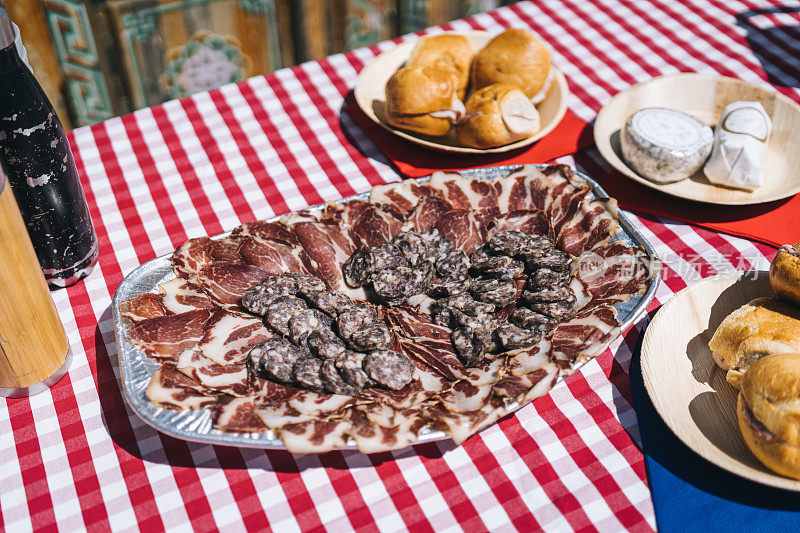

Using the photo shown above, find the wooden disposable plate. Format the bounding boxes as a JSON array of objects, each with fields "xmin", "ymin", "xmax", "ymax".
[
  {"xmin": 595, "ymin": 73, "xmax": 800, "ymax": 205},
  {"xmin": 641, "ymin": 271, "xmax": 800, "ymax": 491},
  {"xmin": 354, "ymin": 31, "xmax": 569, "ymax": 154}
]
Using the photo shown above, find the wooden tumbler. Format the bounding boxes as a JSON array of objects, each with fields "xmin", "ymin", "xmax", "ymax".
[{"xmin": 0, "ymin": 170, "xmax": 70, "ymax": 397}]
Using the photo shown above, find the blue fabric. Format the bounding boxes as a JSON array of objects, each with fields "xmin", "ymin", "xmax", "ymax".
[{"xmin": 629, "ymin": 332, "xmax": 800, "ymax": 532}]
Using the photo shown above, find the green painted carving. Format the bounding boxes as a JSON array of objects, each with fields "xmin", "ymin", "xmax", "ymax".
[
  {"xmin": 43, "ymin": 0, "xmax": 113, "ymax": 126},
  {"xmin": 345, "ymin": 0, "xmax": 385, "ymax": 50},
  {"xmin": 120, "ymin": 0, "xmax": 282, "ymax": 107},
  {"xmin": 400, "ymin": 0, "xmax": 428, "ymax": 33},
  {"xmin": 239, "ymin": 0, "xmax": 269, "ymax": 15}
]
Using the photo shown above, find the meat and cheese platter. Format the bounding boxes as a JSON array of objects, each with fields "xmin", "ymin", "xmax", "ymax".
[{"xmin": 112, "ymin": 164, "xmax": 660, "ymax": 454}]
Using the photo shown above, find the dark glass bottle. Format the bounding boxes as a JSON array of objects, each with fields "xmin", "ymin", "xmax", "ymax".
[{"xmin": 0, "ymin": 4, "xmax": 98, "ymax": 288}]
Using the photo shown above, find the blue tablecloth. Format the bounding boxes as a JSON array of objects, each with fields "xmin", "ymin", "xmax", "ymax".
[{"xmin": 629, "ymin": 332, "xmax": 800, "ymax": 532}]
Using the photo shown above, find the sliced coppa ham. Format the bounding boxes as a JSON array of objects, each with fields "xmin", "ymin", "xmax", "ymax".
[
  {"xmin": 192, "ymin": 262, "xmax": 269, "ymax": 308},
  {"xmin": 119, "ymin": 293, "xmax": 167, "ymax": 324},
  {"xmin": 129, "ymin": 308, "xmax": 218, "ymax": 361},
  {"xmin": 145, "ymin": 364, "xmax": 218, "ymax": 410}
]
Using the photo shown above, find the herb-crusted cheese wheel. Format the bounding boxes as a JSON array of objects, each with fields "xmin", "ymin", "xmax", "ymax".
[{"xmin": 621, "ymin": 107, "xmax": 713, "ymax": 184}]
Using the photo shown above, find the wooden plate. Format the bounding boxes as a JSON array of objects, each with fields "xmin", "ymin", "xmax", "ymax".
[
  {"xmin": 354, "ymin": 31, "xmax": 569, "ymax": 154},
  {"xmin": 594, "ymin": 73, "xmax": 800, "ymax": 205},
  {"xmin": 641, "ymin": 271, "xmax": 800, "ymax": 491}
]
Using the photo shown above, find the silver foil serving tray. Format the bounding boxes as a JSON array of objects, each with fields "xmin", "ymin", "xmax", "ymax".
[{"xmin": 112, "ymin": 165, "xmax": 660, "ymax": 450}]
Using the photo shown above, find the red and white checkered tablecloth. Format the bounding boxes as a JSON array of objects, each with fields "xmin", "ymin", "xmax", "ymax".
[{"xmin": 2, "ymin": 0, "xmax": 797, "ymax": 530}]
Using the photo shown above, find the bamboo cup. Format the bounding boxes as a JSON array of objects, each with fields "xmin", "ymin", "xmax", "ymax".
[{"xmin": 0, "ymin": 169, "xmax": 70, "ymax": 397}]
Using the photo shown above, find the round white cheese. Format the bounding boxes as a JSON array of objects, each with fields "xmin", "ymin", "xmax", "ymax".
[{"xmin": 621, "ymin": 107, "xmax": 713, "ymax": 184}]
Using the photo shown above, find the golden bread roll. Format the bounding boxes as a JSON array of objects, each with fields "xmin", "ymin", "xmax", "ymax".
[
  {"xmin": 384, "ymin": 66, "xmax": 464, "ymax": 137},
  {"xmin": 470, "ymin": 28, "xmax": 552, "ymax": 103},
  {"xmin": 457, "ymin": 84, "xmax": 541, "ymax": 149},
  {"xmin": 770, "ymin": 243, "xmax": 800, "ymax": 307},
  {"xmin": 708, "ymin": 297, "xmax": 800, "ymax": 389},
  {"xmin": 737, "ymin": 353, "xmax": 800, "ymax": 480},
  {"xmin": 407, "ymin": 34, "xmax": 475, "ymax": 100}
]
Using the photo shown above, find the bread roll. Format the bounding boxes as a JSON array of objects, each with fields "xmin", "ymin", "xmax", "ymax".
[
  {"xmin": 384, "ymin": 66, "xmax": 464, "ymax": 137},
  {"xmin": 457, "ymin": 84, "xmax": 541, "ymax": 149},
  {"xmin": 738, "ymin": 353, "xmax": 800, "ymax": 480},
  {"xmin": 470, "ymin": 28, "xmax": 551, "ymax": 102},
  {"xmin": 708, "ymin": 297, "xmax": 800, "ymax": 388},
  {"xmin": 770, "ymin": 243, "xmax": 800, "ymax": 307},
  {"xmin": 408, "ymin": 34, "xmax": 475, "ymax": 100}
]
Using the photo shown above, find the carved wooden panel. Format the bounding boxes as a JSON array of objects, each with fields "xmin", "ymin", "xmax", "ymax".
[{"xmin": 106, "ymin": 0, "xmax": 293, "ymax": 108}]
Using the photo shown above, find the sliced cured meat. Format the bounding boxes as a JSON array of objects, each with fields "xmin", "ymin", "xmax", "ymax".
[
  {"xmin": 293, "ymin": 357, "xmax": 324, "ymax": 392},
  {"xmin": 573, "ymin": 242, "xmax": 652, "ymax": 304},
  {"xmin": 369, "ymin": 179, "xmax": 435, "ymax": 214},
  {"xmin": 288, "ymin": 218, "xmax": 365, "ymax": 296},
  {"xmin": 278, "ymin": 419, "xmax": 351, "ymax": 454},
  {"xmin": 145, "ymin": 364, "xmax": 217, "ymax": 410},
  {"xmin": 213, "ymin": 396, "xmax": 269, "ymax": 433},
  {"xmin": 549, "ymin": 304, "xmax": 619, "ymax": 369},
  {"xmin": 349, "ymin": 202, "xmax": 404, "ymax": 247},
  {"xmin": 119, "ymin": 293, "xmax": 167, "ymax": 323},
  {"xmin": 307, "ymin": 329, "xmax": 346, "ymax": 359},
  {"xmin": 505, "ymin": 338, "xmax": 553, "ymax": 376},
  {"xmin": 193, "ymin": 263, "xmax": 268, "ymax": 308},
  {"xmin": 249, "ymin": 337, "xmax": 307, "ymax": 383},
  {"xmin": 385, "ymin": 307, "xmax": 466, "ymax": 381},
  {"xmin": 555, "ymin": 196, "xmax": 620, "ymax": 256},
  {"xmin": 485, "ymin": 210, "xmax": 550, "ymax": 239},
  {"xmin": 493, "ymin": 363, "xmax": 559, "ymax": 401},
  {"xmin": 208, "ymin": 235, "xmax": 243, "ymax": 264},
  {"xmin": 241, "ymin": 275, "xmax": 300, "ymax": 316},
  {"xmin": 176, "ymin": 348, "xmax": 250, "ymax": 396},
  {"xmin": 232, "ymin": 220, "xmax": 299, "ymax": 245},
  {"xmin": 405, "ymin": 195, "xmax": 453, "ymax": 232},
  {"xmin": 129, "ymin": 308, "xmax": 216, "ymax": 361},
  {"xmin": 434, "ymin": 209, "xmax": 484, "ymax": 255},
  {"xmin": 198, "ymin": 312, "xmax": 273, "ymax": 365},
  {"xmin": 158, "ymin": 278, "xmax": 215, "ymax": 314},
  {"xmin": 426, "ymin": 400, "xmax": 507, "ymax": 445},
  {"xmin": 427, "ymin": 172, "xmax": 499, "ymax": 212},
  {"xmin": 335, "ymin": 350, "xmax": 372, "ymax": 388},
  {"xmin": 287, "ymin": 391, "xmax": 355, "ymax": 416},
  {"xmin": 493, "ymin": 165, "xmax": 550, "ymax": 213},
  {"xmin": 172, "ymin": 237, "xmax": 214, "ymax": 279},
  {"xmin": 238, "ymin": 235, "xmax": 311, "ymax": 275},
  {"xmin": 346, "ymin": 408, "xmax": 428, "ymax": 454},
  {"xmin": 439, "ymin": 381, "xmax": 494, "ymax": 413},
  {"xmin": 363, "ymin": 350, "xmax": 415, "ymax": 390}
]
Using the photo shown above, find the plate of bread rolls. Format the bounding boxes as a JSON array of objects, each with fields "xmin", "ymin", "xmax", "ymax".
[
  {"xmin": 354, "ymin": 29, "xmax": 569, "ymax": 152},
  {"xmin": 641, "ymin": 243, "xmax": 800, "ymax": 490}
]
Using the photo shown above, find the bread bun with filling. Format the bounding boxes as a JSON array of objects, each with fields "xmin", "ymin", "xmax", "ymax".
[
  {"xmin": 770, "ymin": 242, "xmax": 800, "ymax": 307},
  {"xmin": 407, "ymin": 34, "xmax": 475, "ymax": 100},
  {"xmin": 457, "ymin": 83, "xmax": 541, "ymax": 149},
  {"xmin": 737, "ymin": 353, "xmax": 800, "ymax": 480},
  {"xmin": 385, "ymin": 66, "xmax": 465, "ymax": 137},
  {"xmin": 470, "ymin": 28, "xmax": 552, "ymax": 103},
  {"xmin": 708, "ymin": 297, "xmax": 800, "ymax": 389}
]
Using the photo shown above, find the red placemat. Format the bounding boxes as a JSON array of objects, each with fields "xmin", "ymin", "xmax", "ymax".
[
  {"xmin": 343, "ymin": 93, "xmax": 594, "ymax": 177},
  {"xmin": 586, "ymin": 161, "xmax": 799, "ymax": 249}
]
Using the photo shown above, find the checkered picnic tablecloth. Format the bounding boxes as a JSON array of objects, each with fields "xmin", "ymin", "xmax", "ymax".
[{"xmin": 3, "ymin": 0, "xmax": 798, "ymax": 530}]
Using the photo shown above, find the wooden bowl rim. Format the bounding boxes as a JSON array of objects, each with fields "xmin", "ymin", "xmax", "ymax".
[
  {"xmin": 354, "ymin": 30, "xmax": 569, "ymax": 154},
  {"xmin": 594, "ymin": 72, "xmax": 800, "ymax": 205}
]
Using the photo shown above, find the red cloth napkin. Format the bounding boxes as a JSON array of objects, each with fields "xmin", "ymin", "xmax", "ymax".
[
  {"xmin": 589, "ymin": 167, "xmax": 799, "ymax": 248},
  {"xmin": 342, "ymin": 94, "xmax": 593, "ymax": 177}
]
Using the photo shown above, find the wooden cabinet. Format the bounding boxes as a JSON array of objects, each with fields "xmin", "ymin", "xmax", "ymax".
[{"xmin": 10, "ymin": 0, "xmax": 514, "ymax": 127}]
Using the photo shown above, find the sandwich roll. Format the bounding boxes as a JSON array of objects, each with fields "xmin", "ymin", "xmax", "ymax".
[
  {"xmin": 770, "ymin": 242, "xmax": 800, "ymax": 307},
  {"xmin": 457, "ymin": 84, "xmax": 541, "ymax": 149},
  {"xmin": 708, "ymin": 297, "xmax": 800, "ymax": 389},
  {"xmin": 470, "ymin": 28, "xmax": 551, "ymax": 101},
  {"xmin": 385, "ymin": 66, "xmax": 464, "ymax": 137},
  {"xmin": 737, "ymin": 353, "xmax": 800, "ymax": 480},
  {"xmin": 408, "ymin": 34, "xmax": 475, "ymax": 100}
]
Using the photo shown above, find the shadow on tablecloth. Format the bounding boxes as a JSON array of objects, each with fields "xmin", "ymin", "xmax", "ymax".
[{"xmin": 736, "ymin": 6, "xmax": 800, "ymax": 88}]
